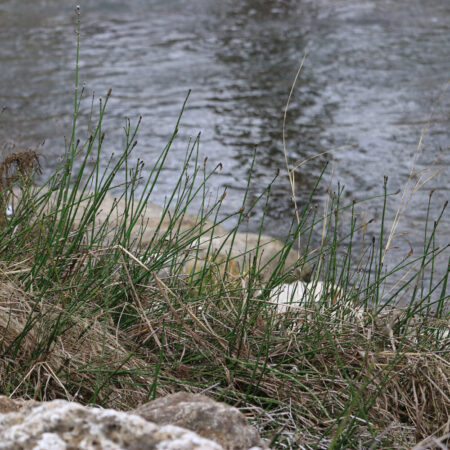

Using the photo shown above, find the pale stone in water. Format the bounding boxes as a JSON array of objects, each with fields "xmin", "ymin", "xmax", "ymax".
[
  {"xmin": 10, "ymin": 187, "xmax": 309, "ymax": 282},
  {"xmin": 269, "ymin": 280, "xmax": 367, "ymax": 324},
  {"xmin": 269, "ymin": 281, "xmax": 341, "ymax": 313}
]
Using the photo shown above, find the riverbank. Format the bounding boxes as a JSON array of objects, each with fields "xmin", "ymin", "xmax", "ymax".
[
  {"xmin": 0, "ymin": 139, "xmax": 448, "ymax": 448},
  {"xmin": 0, "ymin": 13, "xmax": 448, "ymax": 446},
  {"xmin": 2, "ymin": 0, "xmax": 449, "ymax": 281}
]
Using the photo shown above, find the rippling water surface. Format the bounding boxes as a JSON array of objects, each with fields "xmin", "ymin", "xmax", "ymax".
[{"xmin": 1, "ymin": 0, "xmax": 449, "ymax": 285}]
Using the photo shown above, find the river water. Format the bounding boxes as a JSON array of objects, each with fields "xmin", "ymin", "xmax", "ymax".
[{"xmin": 1, "ymin": 0, "xmax": 449, "ymax": 290}]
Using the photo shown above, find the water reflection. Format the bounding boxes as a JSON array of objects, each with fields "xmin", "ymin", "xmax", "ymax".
[
  {"xmin": 0, "ymin": 0, "xmax": 448, "ymax": 282},
  {"xmin": 207, "ymin": 0, "xmax": 330, "ymax": 223}
]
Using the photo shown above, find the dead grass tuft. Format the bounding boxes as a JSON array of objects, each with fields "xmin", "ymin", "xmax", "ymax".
[
  {"xmin": 0, "ymin": 149, "xmax": 40, "ymax": 190},
  {"xmin": 127, "ymin": 281, "xmax": 450, "ymax": 448},
  {"xmin": 0, "ymin": 148, "xmax": 41, "ymax": 229},
  {"xmin": 0, "ymin": 265, "xmax": 162, "ymax": 409},
  {"xmin": 0, "ymin": 239, "xmax": 447, "ymax": 448}
]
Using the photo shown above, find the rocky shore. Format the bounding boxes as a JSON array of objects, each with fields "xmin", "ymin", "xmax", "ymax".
[{"xmin": 0, "ymin": 393, "xmax": 267, "ymax": 449}]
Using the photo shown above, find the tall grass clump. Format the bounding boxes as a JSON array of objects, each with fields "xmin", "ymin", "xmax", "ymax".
[{"xmin": 0, "ymin": 8, "xmax": 448, "ymax": 449}]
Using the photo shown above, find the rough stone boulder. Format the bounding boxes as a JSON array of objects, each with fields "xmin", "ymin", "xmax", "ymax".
[
  {"xmin": 0, "ymin": 395, "xmax": 267, "ymax": 449},
  {"xmin": 134, "ymin": 392, "xmax": 267, "ymax": 450},
  {"xmin": 0, "ymin": 397, "xmax": 223, "ymax": 449}
]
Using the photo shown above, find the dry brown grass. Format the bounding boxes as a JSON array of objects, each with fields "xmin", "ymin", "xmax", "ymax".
[
  {"xmin": 2, "ymin": 259, "xmax": 448, "ymax": 448},
  {"xmin": 0, "ymin": 149, "xmax": 447, "ymax": 448},
  {"xmin": 0, "ymin": 149, "xmax": 40, "ymax": 190},
  {"xmin": 0, "ymin": 147, "xmax": 41, "ymax": 231},
  {"xmin": 0, "ymin": 263, "xmax": 161, "ymax": 409}
]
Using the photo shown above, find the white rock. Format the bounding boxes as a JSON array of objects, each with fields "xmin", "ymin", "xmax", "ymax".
[
  {"xmin": 269, "ymin": 281, "xmax": 341, "ymax": 313},
  {"xmin": 0, "ymin": 399, "xmax": 223, "ymax": 450}
]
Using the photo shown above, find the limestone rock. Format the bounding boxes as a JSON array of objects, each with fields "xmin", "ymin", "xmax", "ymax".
[
  {"xmin": 134, "ymin": 392, "xmax": 266, "ymax": 450},
  {"xmin": 269, "ymin": 280, "xmax": 342, "ymax": 313},
  {"xmin": 190, "ymin": 232, "xmax": 310, "ymax": 283},
  {"xmin": 0, "ymin": 397, "xmax": 223, "ymax": 449},
  {"xmin": 269, "ymin": 281, "xmax": 365, "ymax": 324},
  {"xmin": 10, "ymin": 187, "xmax": 309, "ymax": 282}
]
